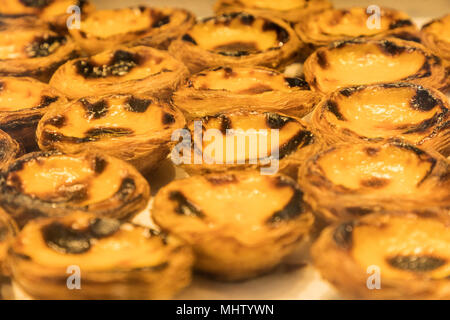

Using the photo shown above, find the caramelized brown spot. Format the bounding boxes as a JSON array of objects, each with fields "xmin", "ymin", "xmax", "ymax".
[
  {"xmin": 162, "ymin": 113, "xmax": 175, "ymax": 125},
  {"xmin": 92, "ymin": 156, "xmax": 107, "ymax": 174},
  {"xmin": 45, "ymin": 114, "xmax": 66, "ymax": 128},
  {"xmin": 333, "ymin": 221, "xmax": 355, "ymax": 250},
  {"xmin": 214, "ymin": 41, "xmax": 259, "ymax": 55},
  {"xmin": 238, "ymin": 84, "xmax": 273, "ymax": 94},
  {"xmin": 360, "ymin": 177, "xmax": 390, "ymax": 188},
  {"xmin": 388, "ymin": 255, "xmax": 446, "ymax": 272},
  {"xmin": 365, "ymin": 147, "xmax": 380, "ymax": 156},
  {"xmin": 316, "ymin": 51, "xmax": 328, "ymax": 69},
  {"xmin": 206, "ymin": 174, "xmax": 237, "ymax": 185},
  {"xmin": 169, "ymin": 191, "xmax": 204, "ymax": 218},
  {"xmin": 81, "ymin": 99, "xmax": 108, "ymax": 120}
]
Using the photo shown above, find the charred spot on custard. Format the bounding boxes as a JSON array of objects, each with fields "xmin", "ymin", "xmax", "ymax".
[
  {"xmin": 387, "ymin": 255, "xmax": 446, "ymax": 272},
  {"xmin": 20, "ymin": 0, "xmax": 50, "ymax": 8},
  {"xmin": 151, "ymin": 14, "xmax": 170, "ymax": 29},
  {"xmin": 285, "ymin": 77, "xmax": 309, "ymax": 89},
  {"xmin": 279, "ymin": 130, "xmax": 314, "ymax": 159},
  {"xmin": 346, "ymin": 207, "xmax": 373, "ymax": 216},
  {"xmin": 205, "ymin": 174, "xmax": 237, "ymax": 185},
  {"xmin": 162, "ymin": 113, "xmax": 175, "ymax": 125},
  {"xmin": 169, "ymin": 191, "xmax": 204, "ymax": 218},
  {"xmin": 411, "ymin": 88, "xmax": 439, "ymax": 111},
  {"xmin": 316, "ymin": 51, "xmax": 328, "ymax": 69},
  {"xmin": 84, "ymin": 127, "xmax": 134, "ymax": 139},
  {"xmin": 360, "ymin": 177, "xmax": 390, "ymax": 188},
  {"xmin": 333, "ymin": 221, "xmax": 355, "ymax": 250},
  {"xmin": 81, "ymin": 99, "xmax": 109, "ymax": 120},
  {"xmin": 45, "ymin": 114, "xmax": 66, "ymax": 128},
  {"xmin": 365, "ymin": 147, "xmax": 380, "ymax": 156},
  {"xmin": 38, "ymin": 96, "xmax": 59, "ymax": 109},
  {"xmin": 262, "ymin": 21, "xmax": 289, "ymax": 43},
  {"xmin": 89, "ymin": 218, "xmax": 120, "ymax": 238},
  {"xmin": 378, "ymin": 40, "xmax": 406, "ymax": 56},
  {"xmin": 389, "ymin": 19, "xmax": 413, "ymax": 29},
  {"xmin": 26, "ymin": 36, "xmax": 66, "ymax": 58},
  {"xmin": 267, "ymin": 187, "xmax": 304, "ymax": 224},
  {"xmin": 53, "ymin": 183, "xmax": 88, "ymax": 203},
  {"xmin": 116, "ymin": 177, "xmax": 136, "ymax": 201},
  {"xmin": 223, "ymin": 67, "xmax": 237, "ymax": 78},
  {"xmin": 75, "ymin": 50, "xmax": 140, "ymax": 79},
  {"xmin": 392, "ymin": 31, "xmax": 421, "ymax": 43},
  {"xmin": 215, "ymin": 41, "xmax": 258, "ymax": 56},
  {"xmin": 126, "ymin": 97, "xmax": 152, "ymax": 113},
  {"xmin": 182, "ymin": 34, "xmax": 197, "ymax": 45},
  {"xmin": 42, "ymin": 222, "xmax": 91, "ymax": 254},
  {"xmin": 326, "ymin": 100, "xmax": 345, "ymax": 121},
  {"xmin": 265, "ymin": 113, "xmax": 293, "ymax": 129},
  {"xmin": 92, "ymin": 156, "xmax": 107, "ymax": 174}
]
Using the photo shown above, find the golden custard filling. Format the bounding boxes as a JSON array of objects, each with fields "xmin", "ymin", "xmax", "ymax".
[
  {"xmin": 317, "ymin": 42, "xmax": 425, "ymax": 88},
  {"xmin": 17, "ymin": 214, "xmax": 174, "ymax": 271},
  {"xmin": 79, "ymin": 8, "xmax": 153, "ymax": 38},
  {"xmin": 351, "ymin": 216, "xmax": 450, "ymax": 280},
  {"xmin": 240, "ymin": 0, "xmax": 306, "ymax": 10},
  {"xmin": 73, "ymin": 48, "xmax": 177, "ymax": 82},
  {"xmin": 41, "ymin": 96, "xmax": 178, "ymax": 140},
  {"xmin": 189, "ymin": 112, "xmax": 311, "ymax": 163},
  {"xmin": 0, "ymin": 77, "xmax": 58, "ymax": 111},
  {"xmin": 6, "ymin": 154, "xmax": 128, "ymax": 205},
  {"xmin": 320, "ymin": 85, "xmax": 446, "ymax": 143},
  {"xmin": 318, "ymin": 144, "xmax": 433, "ymax": 195},
  {"xmin": 187, "ymin": 14, "xmax": 287, "ymax": 54},
  {"xmin": 190, "ymin": 67, "xmax": 305, "ymax": 93}
]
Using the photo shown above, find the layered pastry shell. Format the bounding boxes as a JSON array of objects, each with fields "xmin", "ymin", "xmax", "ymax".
[
  {"xmin": 152, "ymin": 171, "xmax": 314, "ymax": 281},
  {"xmin": 173, "ymin": 66, "xmax": 321, "ymax": 119},
  {"xmin": 0, "ymin": 129, "xmax": 22, "ymax": 170}
]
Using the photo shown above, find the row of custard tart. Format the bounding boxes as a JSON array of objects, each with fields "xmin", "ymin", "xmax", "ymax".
[{"xmin": 0, "ymin": 169, "xmax": 315, "ymax": 298}]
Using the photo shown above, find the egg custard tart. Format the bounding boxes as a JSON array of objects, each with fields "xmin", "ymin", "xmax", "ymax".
[
  {"xmin": 0, "ymin": 151, "xmax": 150, "ymax": 228},
  {"xmin": 304, "ymin": 38, "xmax": 447, "ymax": 94},
  {"xmin": 0, "ymin": 77, "xmax": 67, "ymax": 152},
  {"xmin": 295, "ymin": 7, "xmax": 419, "ymax": 49},
  {"xmin": 168, "ymin": 12, "xmax": 302, "ymax": 74},
  {"xmin": 8, "ymin": 212, "xmax": 193, "ymax": 299},
  {"xmin": 173, "ymin": 66, "xmax": 320, "ymax": 119},
  {"xmin": 0, "ymin": 17, "xmax": 78, "ymax": 82},
  {"xmin": 37, "ymin": 94, "xmax": 186, "ymax": 173},
  {"xmin": 0, "ymin": 129, "xmax": 22, "ymax": 170},
  {"xmin": 298, "ymin": 141, "xmax": 450, "ymax": 222},
  {"xmin": 0, "ymin": 1, "xmax": 94, "ymax": 32},
  {"xmin": 69, "ymin": 6, "xmax": 195, "ymax": 55},
  {"xmin": 312, "ymin": 212, "xmax": 450, "ymax": 299},
  {"xmin": 0, "ymin": 208, "xmax": 17, "ymax": 276},
  {"xmin": 214, "ymin": 0, "xmax": 332, "ymax": 24},
  {"xmin": 176, "ymin": 110, "xmax": 322, "ymax": 177},
  {"xmin": 153, "ymin": 171, "xmax": 314, "ymax": 281},
  {"xmin": 421, "ymin": 14, "xmax": 450, "ymax": 66},
  {"xmin": 312, "ymin": 83, "xmax": 450, "ymax": 156},
  {"xmin": 50, "ymin": 46, "xmax": 188, "ymax": 99}
]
